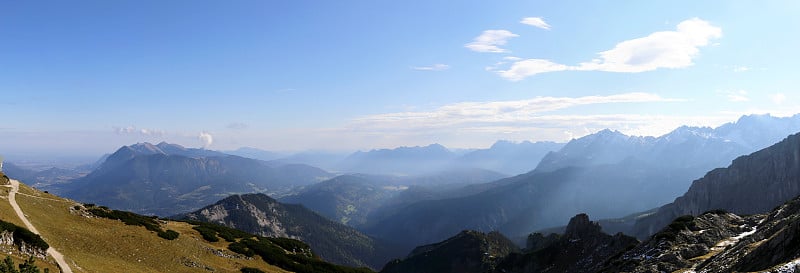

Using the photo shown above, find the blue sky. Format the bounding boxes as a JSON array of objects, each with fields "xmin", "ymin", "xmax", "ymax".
[{"xmin": 1, "ymin": 1, "xmax": 799, "ymax": 157}]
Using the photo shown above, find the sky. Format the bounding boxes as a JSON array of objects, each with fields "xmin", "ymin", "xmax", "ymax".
[{"xmin": 1, "ymin": 1, "xmax": 800, "ymax": 158}]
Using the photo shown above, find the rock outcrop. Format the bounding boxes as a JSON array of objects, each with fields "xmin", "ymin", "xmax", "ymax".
[
  {"xmin": 605, "ymin": 194, "xmax": 800, "ymax": 273},
  {"xmin": 380, "ymin": 230, "xmax": 519, "ymax": 273},
  {"xmin": 495, "ymin": 213, "xmax": 639, "ymax": 273}
]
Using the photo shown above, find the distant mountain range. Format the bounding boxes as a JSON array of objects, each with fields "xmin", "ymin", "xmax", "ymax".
[
  {"xmin": 363, "ymin": 114, "xmax": 800, "ymax": 249},
  {"xmin": 182, "ymin": 193, "xmax": 402, "ymax": 270},
  {"xmin": 280, "ymin": 169, "xmax": 506, "ymax": 228},
  {"xmin": 632, "ymin": 130, "xmax": 800, "ymax": 238},
  {"xmin": 63, "ymin": 142, "xmax": 332, "ymax": 215},
  {"xmin": 1, "ymin": 162, "xmax": 86, "ymax": 191},
  {"xmin": 336, "ymin": 141, "xmax": 563, "ymax": 176}
]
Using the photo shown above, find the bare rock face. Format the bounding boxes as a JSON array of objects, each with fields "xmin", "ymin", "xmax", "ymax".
[{"xmin": 633, "ymin": 132, "xmax": 800, "ymax": 239}]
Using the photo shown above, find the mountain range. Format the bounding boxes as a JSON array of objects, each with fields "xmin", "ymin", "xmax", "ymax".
[
  {"xmin": 632, "ymin": 130, "xmax": 800, "ymax": 238},
  {"xmin": 335, "ymin": 141, "xmax": 563, "ymax": 176},
  {"xmin": 280, "ymin": 169, "xmax": 506, "ymax": 228},
  {"xmin": 182, "ymin": 193, "xmax": 402, "ymax": 270},
  {"xmin": 362, "ymin": 114, "xmax": 800, "ymax": 250},
  {"xmin": 62, "ymin": 142, "xmax": 332, "ymax": 215}
]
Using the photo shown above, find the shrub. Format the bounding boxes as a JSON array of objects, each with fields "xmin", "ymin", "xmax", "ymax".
[
  {"xmin": 157, "ymin": 230, "xmax": 179, "ymax": 240},
  {"xmin": 240, "ymin": 267, "xmax": 265, "ymax": 273},
  {"xmin": 0, "ymin": 220, "xmax": 49, "ymax": 251}
]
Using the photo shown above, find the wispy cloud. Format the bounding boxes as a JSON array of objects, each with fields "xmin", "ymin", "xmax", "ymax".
[
  {"xmin": 721, "ymin": 90, "xmax": 749, "ymax": 102},
  {"xmin": 465, "ymin": 30, "xmax": 519, "ymax": 53},
  {"xmin": 113, "ymin": 126, "xmax": 165, "ymax": 137},
  {"xmin": 520, "ymin": 17, "xmax": 551, "ymax": 30},
  {"xmin": 493, "ymin": 18, "xmax": 722, "ymax": 80},
  {"xmin": 412, "ymin": 64, "xmax": 450, "ymax": 71},
  {"xmin": 349, "ymin": 92, "xmax": 683, "ymax": 134}
]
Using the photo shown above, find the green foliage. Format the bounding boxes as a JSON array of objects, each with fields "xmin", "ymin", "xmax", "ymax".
[
  {"xmin": 240, "ymin": 268, "xmax": 265, "ymax": 273},
  {"xmin": 228, "ymin": 237, "xmax": 372, "ymax": 273},
  {"xmin": 185, "ymin": 221, "xmax": 253, "ymax": 243},
  {"xmin": 265, "ymin": 237, "xmax": 311, "ymax": 253},
  {"xmin": 157, "ymin": 230, "xmax": 179, "ymax": 240},
  {"xmin": 654, "ymin": 215, "xmax": 696, "ymax": 241},
  {"xmin": 669, "ymin": 215, "xmax": 695, "ymax": 230},
  {"xmin": 182, "ymin": 219, "xmax": 373, "ymax": 273},
  {"xmin": 192, "ymin": 226, "xmax": 219, "ymax": 242},
  {"xmin": 0, "ymin": 256, "xmax": 47, "ymax": 273},
  {"xmin": 87, "ymin": 207, "xmax": 178, "ymax": 241},
  {"xmin": 703, "ymin": 209, "xmax": 729, "ymax": 215},
  {"xmin": 0, "ymin": 220, "xmax": 49, "ymax": 251}
]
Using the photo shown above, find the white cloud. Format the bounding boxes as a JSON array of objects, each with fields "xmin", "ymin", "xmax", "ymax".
[
  {"xmin": 495, "ymin": 18, "xmax": 722, "ymax": 80},
  {"xmin": 199, "ymin": 132, "xmax": 213, "ymax": 148},
  {"xmin": 723, "ymin": 90, "xmax": 749, "ymax": 102},
  {"xmin": 771, "ymin": 93, "xmax": 787, "ymax": 104},
  {"xmin": 412, "ymin": 64, "xmax": 450, "ymax": 71},
  {"xmin": 465, "ymin": 30, "xmax": 519, "ymax": 53},
  {"xmin": 520, "ymin": 17, "xmax": 551, "ymax": 30},
  {"xmin": 495, "ymin": 59, "xmax": 571, "ymax": 81}
]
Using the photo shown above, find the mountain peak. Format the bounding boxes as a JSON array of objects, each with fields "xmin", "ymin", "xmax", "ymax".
[{"xmin": 564, "ymin": 213, "xmax": 602, "ymax": 239}]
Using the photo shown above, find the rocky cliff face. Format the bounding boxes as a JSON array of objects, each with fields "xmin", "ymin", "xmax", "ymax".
[
  {"xmin": 633, "ymin": 131, "xmax": 800, "ymax": 238},
  {"xmin": 380, "ymin": 230, "xmax": 519, "ymax": 273}
]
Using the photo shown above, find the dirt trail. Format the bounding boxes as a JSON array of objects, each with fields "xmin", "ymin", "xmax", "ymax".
[{"xmin": 7, "ymin": 179, "xmax": 74, "ymax": 273}]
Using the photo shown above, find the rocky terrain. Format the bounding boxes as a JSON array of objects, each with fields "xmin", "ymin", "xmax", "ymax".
[
  {"xmin": 380, "ymin": 230, "xmax": 519, "ymax": 273},
  {"xmin": 603, "ymin": 194, "xmax": 800, "ymax": 272}
]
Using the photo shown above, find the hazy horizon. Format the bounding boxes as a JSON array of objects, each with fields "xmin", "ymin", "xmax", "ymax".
[{"xmin": 2, "ymin": 1, "xmax": 798, "ymax": 157}]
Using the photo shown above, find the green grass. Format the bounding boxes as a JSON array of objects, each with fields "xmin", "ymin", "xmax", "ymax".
[{"xmin": 11, "ymin": 182, "xmax": 289, "ymax": 273}]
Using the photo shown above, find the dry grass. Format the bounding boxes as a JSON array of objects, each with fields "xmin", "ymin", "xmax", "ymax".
[{"xmin": 9, "ymin": 182, "xmax": 290, "ymax": 273}]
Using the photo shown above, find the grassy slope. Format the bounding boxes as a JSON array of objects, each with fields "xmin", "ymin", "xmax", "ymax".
[{"xmin": 6, "ymin": 179, "xmax": 289, "ymax": 273}]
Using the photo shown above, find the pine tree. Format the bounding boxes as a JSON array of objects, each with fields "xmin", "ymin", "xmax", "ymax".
[
  {"xmin": 0, "ymin": 256, "xmax": 43, "ymax": 273},
  {"xmin": 1, "ymin": 256, "xmax": 17, "ymax": 273}
]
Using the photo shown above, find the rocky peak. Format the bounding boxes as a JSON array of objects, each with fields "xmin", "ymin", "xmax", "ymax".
[{"xmin": 564, "ymin": 213, "xmax": 602, "ymax": 239}]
